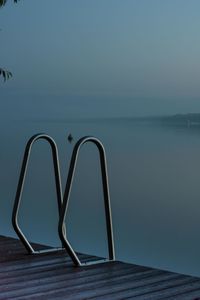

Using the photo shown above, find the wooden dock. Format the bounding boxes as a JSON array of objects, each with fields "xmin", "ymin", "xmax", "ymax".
[{"xmin": 0, "ymin": 235, "xmax": 200, "ymax": 299}]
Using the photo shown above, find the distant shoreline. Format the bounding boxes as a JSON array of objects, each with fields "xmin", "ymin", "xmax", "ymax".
[{"xmin": 15, "ymin": 113, "xmax": 200, "ymax": 126}]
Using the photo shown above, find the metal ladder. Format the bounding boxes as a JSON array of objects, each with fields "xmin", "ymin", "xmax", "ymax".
[
  {"xmin": 58, "ymin": 136, "xmax": 115, "ymax": 266},
  {"xmin": 12, "ymin": 134, "xmax": 115, "ymax": 265},
  {"xmin": 12, "ymin": 133, "xmax": 64, "ymax": 254}
]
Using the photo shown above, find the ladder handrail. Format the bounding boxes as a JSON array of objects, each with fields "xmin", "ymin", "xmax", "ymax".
[
  {"xmin": 58, "ymin": 136, "xmax": 115, "ymax": 266},
  {"xmin": 12, "ymin": 133, "xmax": 64, "ymax": 254}
]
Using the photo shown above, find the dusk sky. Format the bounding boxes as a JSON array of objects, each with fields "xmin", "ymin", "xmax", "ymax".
[{"xmin": 1, "ymin": 0, "xmax": 200, "ymax": 118}]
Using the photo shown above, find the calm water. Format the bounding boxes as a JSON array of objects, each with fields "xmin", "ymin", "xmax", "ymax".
[{"xmin": 1, "ymin": 119, "xmax": 200, "ymax": 277}]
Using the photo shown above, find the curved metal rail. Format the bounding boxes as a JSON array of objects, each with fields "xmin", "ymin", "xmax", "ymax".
[
  {"xmin": 58, "ymin": 136, "xmax": 115, "ymax": 266},
  {"xmin": 12, "ymin": 133, "xmax": 64, "ymax": 254}
]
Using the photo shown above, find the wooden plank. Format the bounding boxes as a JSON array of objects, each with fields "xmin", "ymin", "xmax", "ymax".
[
  {"xmin": 0, "ymin": 235, "xmax": 200, "ymax": 300},
  {"xmin": 0, "ymin": 267, "xmax": 174, "ymax": 299},
  {"xmin": 163, "ymin": 288, "xmax": 200, "ymax": 300}
]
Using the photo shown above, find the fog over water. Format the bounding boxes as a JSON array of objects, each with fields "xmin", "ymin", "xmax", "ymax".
[{"xmin": 2, "ymin": 0, "xmax": 200, "ymax": 118}]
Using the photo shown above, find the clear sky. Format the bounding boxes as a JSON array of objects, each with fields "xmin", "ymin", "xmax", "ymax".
[{"xmin": 1, "ymin": 0, "xmax": 200, "ymax": 119}]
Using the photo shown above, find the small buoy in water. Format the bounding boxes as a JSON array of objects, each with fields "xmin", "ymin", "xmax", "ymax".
[{"xmin": 67, "ymin": 133, "xmax": 73, "ymax": 143}]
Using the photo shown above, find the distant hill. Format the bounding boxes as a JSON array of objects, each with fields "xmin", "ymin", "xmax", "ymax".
[
  {"xmin": 157, "ymin": 113, "xmax": 200, "ymax": 126},
  {"xmin": 124, "ymin": 113, "xmax": 200, "ymax": 127}
]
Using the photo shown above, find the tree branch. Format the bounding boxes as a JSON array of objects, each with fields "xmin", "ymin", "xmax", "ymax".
[{"xmin": 0, "ymin": 0, "xmax": 19, "ymax": 81}]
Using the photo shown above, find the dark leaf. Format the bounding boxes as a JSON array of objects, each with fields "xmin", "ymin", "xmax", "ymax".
[
  {"xmin": 0, "ymin": 0, "xmax": 19, "ymax": 8},
  {"xmin": 0, "ymin": 68, "xmax": 12, "ymax": 81}
]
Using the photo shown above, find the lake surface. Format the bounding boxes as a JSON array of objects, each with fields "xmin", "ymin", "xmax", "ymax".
[{"xmin": 1, "ymin": 118, "xmax": 200, "ymax": 277}]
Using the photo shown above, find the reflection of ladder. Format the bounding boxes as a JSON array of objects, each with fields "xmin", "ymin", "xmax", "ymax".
[{"xmin": 12, "ymin": 134, "xmax": 115, "ymax": 266}]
